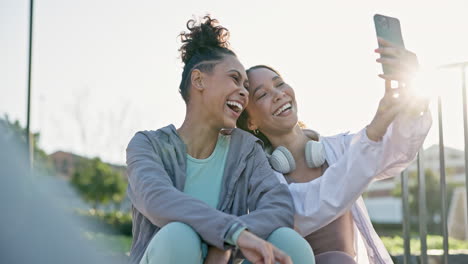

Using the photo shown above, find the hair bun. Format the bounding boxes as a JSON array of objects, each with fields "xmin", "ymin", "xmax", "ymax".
[{"xmin": 179, "ymin": 15, "xmax": 231, "ymax": 64}]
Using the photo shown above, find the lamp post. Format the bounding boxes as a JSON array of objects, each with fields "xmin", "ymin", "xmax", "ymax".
[
  {"xmin": 437, "ymin": 95, "xmax": 448, "ymax": 264},
  {"xmin": 26, "ymin": 0, "xmax": 34, "ymax": 170}
]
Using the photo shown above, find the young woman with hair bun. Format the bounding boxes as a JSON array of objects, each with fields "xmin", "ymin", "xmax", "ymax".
[{"xmin": 125, "ymin": 16, "xmax": 315, "ymax": 264}]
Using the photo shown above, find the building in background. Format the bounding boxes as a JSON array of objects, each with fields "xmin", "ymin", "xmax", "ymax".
[{"xmin": 50, "ymin": 151, "xmax": 126, "ymax": 179}]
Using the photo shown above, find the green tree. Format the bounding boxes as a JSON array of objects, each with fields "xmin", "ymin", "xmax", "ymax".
[
  {"xmin": 0, "ymin": 114, "xmax": 54, "ymax": 175},
  {"xmin": 71, "ymin": 157, "xmax": 126, "ymax": 209},
  {"xmin": 393, "ymin": 169, "xmax": 456, "ymax": 234}
]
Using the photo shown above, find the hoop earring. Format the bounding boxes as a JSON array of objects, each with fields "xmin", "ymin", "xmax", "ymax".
[{"xmin": 253, "ymin": 129, "xmax": 259, "ymax": 135}]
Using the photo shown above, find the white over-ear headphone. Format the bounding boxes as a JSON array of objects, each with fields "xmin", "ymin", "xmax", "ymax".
[{"xmin": 269, "ymin": 140, "xmax": 326, "ymax": 174}]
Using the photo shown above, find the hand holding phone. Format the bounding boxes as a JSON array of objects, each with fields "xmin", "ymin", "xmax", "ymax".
[{"xmin": 373, "ymin": 14, "xmax": 418, "ymax": 81}]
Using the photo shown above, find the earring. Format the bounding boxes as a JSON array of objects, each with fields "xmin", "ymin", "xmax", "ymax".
[{"xmin": 253, "ymin": 129, "xmax": 259, "ymax": 135}]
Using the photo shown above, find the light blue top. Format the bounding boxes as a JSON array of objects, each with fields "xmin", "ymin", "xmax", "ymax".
[
  {"xmin": 184, "ymin": 134, "xmax": 230, "ymax": 208},
  {"xmin": 184, "ymin": 134, "xmax": 246, "ymax": 246}
]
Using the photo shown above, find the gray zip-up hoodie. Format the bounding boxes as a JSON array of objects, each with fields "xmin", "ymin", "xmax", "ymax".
[{"xmin": 126, "ymin": 124, "xmax": 294, "ymax": 264}]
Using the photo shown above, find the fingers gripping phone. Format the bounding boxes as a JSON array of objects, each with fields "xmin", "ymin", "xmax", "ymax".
[{"xmin": 374, "ymin": 14, "xmax": 405, "ymax": 75}]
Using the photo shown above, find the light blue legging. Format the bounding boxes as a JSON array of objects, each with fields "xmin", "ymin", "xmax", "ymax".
[{"xmin": 140, "ymin": 222, "xmax": 315, "ymax": 264}]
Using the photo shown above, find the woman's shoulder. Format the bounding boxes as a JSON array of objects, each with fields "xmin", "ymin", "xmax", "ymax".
[
  {"xmin": 320, "ymin": 131, "xmax": 351, "ymax": 141},
  {"xmin": 319, "ymin": 131, "xmax": 353, "ymax": 161},
  {"xmin": 320, "ymin": 131, "xmax": 353, "ymax": 146},
  {"xmin": 128, "ymin": 124, "xmax": 181, "ymax": 149}
]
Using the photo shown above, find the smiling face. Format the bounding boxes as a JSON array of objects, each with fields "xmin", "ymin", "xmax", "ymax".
[
  {"xmin": 244, "ymin": 67, "xmax": 298, "ymax": 136},
  {"xmin": 192, "ymin": 55, "xmax": 249, "ymax": 129}
]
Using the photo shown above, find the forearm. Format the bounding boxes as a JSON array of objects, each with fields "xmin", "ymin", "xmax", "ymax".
[
  {"xmin": 128, "ymin": 178, "xmax": 242, "ymax": 248},
  {"xmin": 374, "ymin": 109, "xmax": 432, "ymax": 180},
  {"xmin": 238, "ymin": 206, "xmax": 294, "ymax": 239},
  {"xmin": 239, "ymin": 157, "xmax": 295, "ymax": 239},
  {"xmin": 238, "ymin": 184, "xmax": 294, "ymax": 239}
]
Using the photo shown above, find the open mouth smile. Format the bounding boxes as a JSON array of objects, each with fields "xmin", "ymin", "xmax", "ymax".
[
  {"xmin": 226, "ymin": 100, "xmax": 244, "ymax": 114},
  {"xmin": 273, "ymin": 102, "xmax": 292, "ymax": 116}
]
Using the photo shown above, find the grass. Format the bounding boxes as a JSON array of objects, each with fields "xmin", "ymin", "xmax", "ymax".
[{"xmin": 381, "ymin": 235, "xmax": 468, "ymax": 255}]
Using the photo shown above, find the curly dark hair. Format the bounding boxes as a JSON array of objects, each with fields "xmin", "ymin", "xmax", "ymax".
[{"xmin": 178, "ymin": 15, "xmax": 236, "ymax": 103}]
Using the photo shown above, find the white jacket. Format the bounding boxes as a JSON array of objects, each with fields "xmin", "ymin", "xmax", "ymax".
[{"xmin": 275, "ymin": 112, "xmax": 432, "ymax": 264}]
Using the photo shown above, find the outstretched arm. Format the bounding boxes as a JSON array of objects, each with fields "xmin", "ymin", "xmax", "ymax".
[
  {"xmin": 286, "ymin": 40, "xmax": 431, "ymax": 235},
  {"xmin": 288, "ymin": 109, "xmax": 431, "ymax": 236}
]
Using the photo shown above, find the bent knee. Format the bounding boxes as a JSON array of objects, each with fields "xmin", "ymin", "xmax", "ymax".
[
  {"xmin": 269, "ymin": 227, "xmax": 303, "ymax": 242},
  {"xmin": 268, "ymin": 227, "xmax": 315, "ymax": 264},
  {"xmin": 150, "ymin": 222, "xmax": 201, "ymax": 249},
  {"xmin": 161, "ymin": 222, "xmax": 198, "ymax": 235},
  {"xmin": 143, "ymin": 222, "xmax": 203, "ymax": 264}
]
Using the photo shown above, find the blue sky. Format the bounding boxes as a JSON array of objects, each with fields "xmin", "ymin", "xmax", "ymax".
[{"xmin": 2, "ymin": 0, "xmax": 468, "ymax": 165}]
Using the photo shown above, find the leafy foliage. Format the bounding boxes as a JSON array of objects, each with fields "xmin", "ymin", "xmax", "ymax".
[
  {"xmin": 71, "ymin": 158, "xmax": 127, "ymax": 209},
  {"xmin": 392, "ymin": 169, "xmax": 457, "ymax": 234},
  {"xmin": 0, "ymin": 114, "xmax": 54, "ymax": 174}
]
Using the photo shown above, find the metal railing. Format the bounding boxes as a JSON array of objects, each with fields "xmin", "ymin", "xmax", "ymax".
[{"xmin": 400, "ymin": 63, "xmax": 468, "ymax": 264}]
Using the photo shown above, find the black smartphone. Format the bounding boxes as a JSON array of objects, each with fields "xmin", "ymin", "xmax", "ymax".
[{"xmin": 373, "ymin": 14, "xmax": 405, "ymax": 75}]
